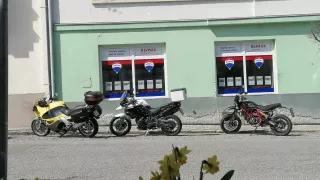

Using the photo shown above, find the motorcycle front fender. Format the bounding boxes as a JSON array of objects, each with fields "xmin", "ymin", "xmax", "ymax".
[
  {"xmin": 114, "ymin": 113, "xmax": 131, "ymax": 120},
  {"xmin": 222, "ymin": 106, "xmax": 237, "ymax": 115},
  {"xmin": 116, "ymin": 106, "xmax": 123, "ymax": 111}
]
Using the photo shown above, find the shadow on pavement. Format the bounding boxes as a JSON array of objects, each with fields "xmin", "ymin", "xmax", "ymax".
[{"xmin": 236, "ymin": 130, "xmax": 303, "ymax": 136}]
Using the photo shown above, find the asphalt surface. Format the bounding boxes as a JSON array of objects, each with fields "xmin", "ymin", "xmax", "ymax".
[{"xmin": 8, "ymin": 129, "xmax": 320, "ymax": 180}]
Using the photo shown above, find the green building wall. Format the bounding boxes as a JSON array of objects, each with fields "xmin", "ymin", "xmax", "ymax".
[{"xmin": 53, "ymin": 18, "xmax": 320, "ymax": 103}]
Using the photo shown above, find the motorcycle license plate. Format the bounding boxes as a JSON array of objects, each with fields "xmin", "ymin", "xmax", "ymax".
[
  {"xmin": 94, "ymin": 110, "xmax": 99, "ymax": 116},
  {"xmin": 179, "ymin": 108, "xmax": 184, "ymax": 115}
]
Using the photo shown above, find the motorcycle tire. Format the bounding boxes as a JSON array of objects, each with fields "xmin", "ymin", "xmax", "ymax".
[
  {"xmin": 270, "ymin": 114, "xmax": 293, "ymax": 136},
  {"xmin": 109, "ymin": 117, "xmax": 132, "ymax": 137},
  {"xmin": 31, "ymin": 119, "xmax": 51, "ymax": 136},
  {"xmin": 161, "ymin": 115, "xmax": 182, "ymax": 136},
  {"xmin": 220, "ymin": 113, "xmax": 242, "ymax": 134},
  {"xmin": 78, "ymin": 118, "xmax": 99, "ymax": 138}
]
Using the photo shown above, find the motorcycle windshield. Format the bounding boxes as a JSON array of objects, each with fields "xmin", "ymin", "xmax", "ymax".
[{"xmin": 120, "ymin": 91, "xmax": 127, "ymax": 102}]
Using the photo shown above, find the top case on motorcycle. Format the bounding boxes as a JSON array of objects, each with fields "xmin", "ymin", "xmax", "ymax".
[{"xmin": 84, "ymin": 91, "xmax": 104, "ymax": 105}]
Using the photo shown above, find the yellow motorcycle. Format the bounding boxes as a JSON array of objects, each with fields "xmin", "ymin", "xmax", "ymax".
[{"xmin": 31, "ymin": 91, "xmax": 104, "ymax": 138}]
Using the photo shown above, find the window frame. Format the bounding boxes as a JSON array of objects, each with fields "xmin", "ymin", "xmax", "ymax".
[
  {"xmin": 99, "ymin": 45, "xmax": 168, "ymax": 101},
  {"xmin": 215, "ymin": 40, "xmax": 278, "ymax": 97}
]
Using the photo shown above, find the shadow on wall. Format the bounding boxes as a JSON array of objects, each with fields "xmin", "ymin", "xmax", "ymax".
[
  {"xmin": 8, "ymin": 0, "xmax": 40, "ymax": 58},
  {"xmin": 8, "ymin": 93, "xmax": 43, "ymax": 128}
]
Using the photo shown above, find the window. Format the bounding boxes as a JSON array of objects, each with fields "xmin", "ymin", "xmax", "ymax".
[
  {"xmin": 215, "ymin": 40, "xmax": 275, "ymax": 95},
  {"xmin": 99, "ymin": 45, "xmax": 166, "ymax": 99}
]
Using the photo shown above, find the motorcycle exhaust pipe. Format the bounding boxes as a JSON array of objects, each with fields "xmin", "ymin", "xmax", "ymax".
[
  {"xmin": 60, "ymin": 117, "xmax": 71, "ymax": 127},
  {"xmin": 73, "ymin": 122, "xmax": 86, "ymax": 129}
]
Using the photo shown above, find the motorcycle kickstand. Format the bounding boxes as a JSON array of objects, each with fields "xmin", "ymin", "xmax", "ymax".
[
  {"xmin": 59, "ymin": 127, "xmax": 71, "ymax": 138},
  {"xmin": 59, "ymin": 131, "xmax": 67, "ymax": 138},
  {"xmin": 250, "ymin": 125, "xmax": 259, "ymax": 136},
  {"xmin": 145, "ymin": 129, "xmax": 150, "ymax": 136}
]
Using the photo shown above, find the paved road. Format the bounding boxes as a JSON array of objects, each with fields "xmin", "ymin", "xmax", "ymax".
[{"xmin": 8, "ymin": 130, "xmax": 320, "ymax": 180}]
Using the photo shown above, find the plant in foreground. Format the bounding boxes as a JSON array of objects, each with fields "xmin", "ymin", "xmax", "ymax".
[{"xmin": 139, "ymin": 145, "xmax": 234, "ymax": 180}]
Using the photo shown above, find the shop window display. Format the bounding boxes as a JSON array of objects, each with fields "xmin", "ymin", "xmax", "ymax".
[
  {"xmin": 100, "ymin": 46, "xmax": 166, "ymax": 99},
  {"xmin": 134, "ymin": 59, "xmax": 165, "ymax": 97},
  {"xmin": 246, "ymin": 55, "xmax": 274, "ymax": 93},
  {"xmin": 102, "ymin": 60, "xmax": 133, "ymax": 98},
  {"xmin": 215, "ymin": 40, "xmax": 275, "ymax": 95}
]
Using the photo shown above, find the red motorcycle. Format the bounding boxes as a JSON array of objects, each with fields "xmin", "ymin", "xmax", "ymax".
[{"xmin": 220, "ymin": 88, "xmax": 295, "ymax": 136}]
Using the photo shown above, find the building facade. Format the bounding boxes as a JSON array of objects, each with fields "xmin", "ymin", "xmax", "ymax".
[
  {"xmin": 51, "ymin": 0, "xmax": 320, "ymax": 125},
  {"xmin": 8, "ymin": 0, "xmax": 51, "ymax": 128}
]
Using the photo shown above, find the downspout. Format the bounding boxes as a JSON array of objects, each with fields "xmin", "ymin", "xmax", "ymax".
[
  {"xmin": 47, "ymin": 0, "xmax": 55, "ymax": 97},
  {"xmin": 252, "ymin": 0, "xmax": 256, "ymax": 17},
  {"xmin": 40, "ymin": 0, "xmax": 51, "ymax": 96}
]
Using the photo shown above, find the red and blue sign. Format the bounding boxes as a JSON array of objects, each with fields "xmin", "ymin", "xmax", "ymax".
[
  {"xmin": 144, "ymin": 61, "xmax": 154, "ymax": 73},
  {"xmin": 112, "ymin": 63, "xmax": 122, "ymax": 74},
  {"xmin": 254, "ymin": 58, "xmax": 264, "ymax": 69},
  {"xmin": 224, "ymin": 59, "xmax": 234, "ymax": 70}
]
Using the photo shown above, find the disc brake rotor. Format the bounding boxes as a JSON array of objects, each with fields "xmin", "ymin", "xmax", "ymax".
[
  {"xmin": 163, "ymin": 119, "xmax": 177, "ymax": 131},
  {"xmin": 115, "ymin": 119, "xmax": 127, "ymax": 132},
  {"xmin": 225, "ymin": 119, "xmax": 238, "ymax": 131},
  {"xmin": 81, "ymin": 121, "xmax": 93, "ymax": 133}
]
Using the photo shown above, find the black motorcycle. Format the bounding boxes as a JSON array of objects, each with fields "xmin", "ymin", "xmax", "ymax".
[
  {"xmin": 109, "ymin": 90, "xmax": 184, "ymax": 136},
  {"xmin": 220, "ymin": 87, "xmax": 295, "ymax": 136}
]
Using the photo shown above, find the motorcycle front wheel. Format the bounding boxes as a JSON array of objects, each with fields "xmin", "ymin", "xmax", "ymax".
[
  {"xmin": 78, "ymin": 118, "xmax": 99, "ymax": 138},
  {"xmin": 31, "ymin": 118, "xmax": 51, "ymax": 136},
  {"xmin": 161, "ymin": 115, "xmax": 182, "ymax": 136},
  {"xmin": 220, "ymin": 114, "xmax": 242, "ymax": 134},
  {"xmin": 109, "ymin": 117, "xmax": 132, "ymax": 136}
]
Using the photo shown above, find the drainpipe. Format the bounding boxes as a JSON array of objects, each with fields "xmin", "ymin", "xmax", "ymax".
[
  {"xmin": 40, "ymin": 0, "xmax": 50, "ymax": 96},
  {"xmin": 47, "ymin": 0, "xmax": 55, "ymax": 97},
  {"xmin": 40, "ymin": 0, "xmax": 54, "ymax": 98},
  {"xmin": 252, "ymin": 0, "xmax": 256, "ymax": 17}
]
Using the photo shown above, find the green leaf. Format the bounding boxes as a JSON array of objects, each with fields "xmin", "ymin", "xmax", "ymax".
[
  {"xmin": 202, "ymin": 155, "xmax": 220, "ymax": 174},
  {"xmin": 221, "ymin": 170, "xmax": 235, "ymax": 180},
  {"xmin": 139, "ymin": 176, "xmax": 143, "ymax": 180},
  {"xmin": 179, "ymin": 146, "xmax": 191, "ymax": 155}
]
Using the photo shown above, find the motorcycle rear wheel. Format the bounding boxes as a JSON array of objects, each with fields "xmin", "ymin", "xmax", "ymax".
[
  {"xmin": 78, "ymin": 118, "xmax": 99, "ymax": 138},
  {"xmin": 161, "ymin": 115, "xmax": 182, "ymax": 136},
  {"xmin": 31, "ymin": 119, "xmax": 51, "ymax": 136},
  {"xmin": 270, "ymin": 114, "xmax": 292, "ymax": 136},
  {"xmin": 220, "ymin": 114, "xmax": 242, "ymax": 134}
]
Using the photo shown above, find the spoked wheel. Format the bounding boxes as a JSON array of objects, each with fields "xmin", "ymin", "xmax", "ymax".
[
  {"xmin": 109, "ymin": 117, "xmax": 132, "ymax": 136},
  {"xmin": 161, "ymin": 115, "xmax": 182, "ymax": 136},
  {"xmin": 31, "ymin": 118, "xmax": 51, "ymax": 136},
  {"xmin": 78, "ymin": 118, "xmax": 99, "ymax": 138},
  {"xmin": 270, "ymin": 114, "xmax": 293, "ymax": 136},
  {"xmin": 220, "ymin": 114, "xmax": 242, "ymax": 134}
]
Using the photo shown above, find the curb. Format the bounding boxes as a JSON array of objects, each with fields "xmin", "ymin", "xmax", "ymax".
[{"xmin": 7, "ymin": 127, "xmax": 320, "ymax": 136}]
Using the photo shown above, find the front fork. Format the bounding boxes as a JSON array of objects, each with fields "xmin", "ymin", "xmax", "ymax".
[{"xmin": 35, "ymin": 118, "xmax": 46, "ymax": 129}]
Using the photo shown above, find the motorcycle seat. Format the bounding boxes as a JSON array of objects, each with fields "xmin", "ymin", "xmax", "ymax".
[
  {"xmin": 150, "ymin": 108, "xmax": 162, "ymax": 114},
  {"xmin": 61, "ymin": 105, "xmax": 86, "ymax": 116},
  {"xmin": 256, "ymin": 103, "xmax": 281, "ymax": 111}
]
